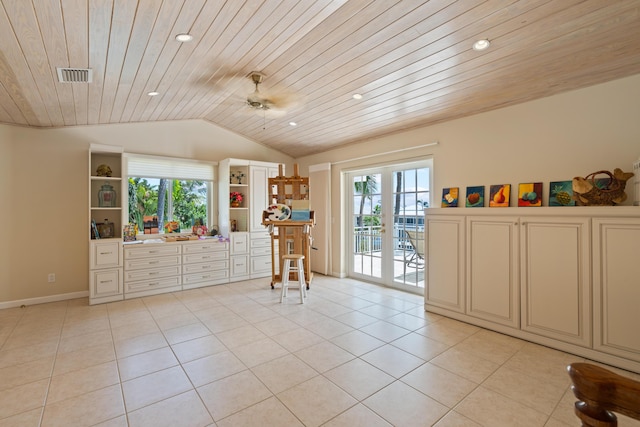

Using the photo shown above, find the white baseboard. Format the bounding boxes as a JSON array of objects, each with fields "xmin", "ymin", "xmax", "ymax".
[
  {"xmin": 331, "ymin": 271, "xmax": 347, "ymax": 278},
  {"xmin": 0, "ymin": 291, "xmax": 90, "ymax": 310}
]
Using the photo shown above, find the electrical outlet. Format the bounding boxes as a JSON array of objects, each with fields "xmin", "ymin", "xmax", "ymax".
[{"xmin": 48, "ymin": 273, "xmax": 56, "ymax": 283}]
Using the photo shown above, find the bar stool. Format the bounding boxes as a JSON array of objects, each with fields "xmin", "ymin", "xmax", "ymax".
[{"xmin": 280, "ymin": 254, "xmax": 307, "ymax": 304}]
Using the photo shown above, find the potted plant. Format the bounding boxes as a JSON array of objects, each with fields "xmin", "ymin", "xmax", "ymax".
[{"xmin": 230, "ymin": 191, "xmax": 243, "ymax": 207}]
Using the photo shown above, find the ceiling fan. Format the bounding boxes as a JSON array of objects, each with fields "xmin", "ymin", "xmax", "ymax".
[{"xmin": 244, "ymin": 72, "xmax": 300, "ymax": 117}]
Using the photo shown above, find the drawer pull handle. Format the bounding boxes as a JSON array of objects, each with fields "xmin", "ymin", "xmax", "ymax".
[
  {"xmin": 149, "ymin": 250, "xmax": 158, "ymax": 254},
  {"xmin": 99, "ymin": 252, "xmax": 112, "ymax": 255},
  {"xmin": 99, "ymin": 280, "xmax": 113, "ymax": 284},
  {"xmin": 149, "ymin": 261, "xmax": 159, "ymax": 264},
  {"xmin": 149, "ymin": 272, "xmax": 159, "ymax": 275},
  {"xmin": 149, "ymin": 282, "xmax": 159, "ymax": 286}
]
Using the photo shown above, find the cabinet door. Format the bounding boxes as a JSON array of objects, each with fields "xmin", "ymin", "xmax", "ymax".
[
  {"xmin": 425, "ymin": 215, "xmax": 465, "ymax": 313},
  {"xmin": 593, "ymin": 217, "xmax": 640, "ymax": 362},
  {"xmin": 466, "ymin": 216, "xmax": 519, "ymax": 328},
  {"xmin": 520, "ymin": 216, "xmax": 591, "ymax": 346},
  {"xmin": 250, "ymin": 166, "xmax": 268, "ymax": 232},
  {"xmin": 231, "ymin": 254, "xmax": 249, "ymax": 277}
]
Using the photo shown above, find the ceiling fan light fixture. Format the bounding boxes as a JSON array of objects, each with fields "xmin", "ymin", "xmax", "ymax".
[
  {"xmin": 175, "ymin": 33, "xmax": 193, "ymax": 42},
  {"xmin": 472, "ymin": 39, "xmax": 490, "ymax": 51}
]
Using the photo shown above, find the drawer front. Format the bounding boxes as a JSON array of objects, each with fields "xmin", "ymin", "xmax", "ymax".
[
  {"xmin": 250, "ymin": 238, "xmax": 271, "ymax": 248},
  {"xmin": 125, "ymin": 266, "xmax": 181, "ymax": 282},
  {"xmin": 250, "ymin": 255, "xmax": 272, "ymax": 274},
  {"xmin": 183, "ymin": 251, "xmax": 228, "ymax": 264},
  {"xmin": 182, "ymin": 242, "xmax": 229, "ymax": 254},
  {"xmin": 125, "ymin": 244, "xmax": 181, "ymax": 259},
  {"xmin": 231, "ymin": 255, "xmax": 249, "ymax": 276},
  {"xmin": 125, "ymin": 255, "xmax": 180, "ymax": 271},
  {"xmin": 91, "ymin": 242, "xmax": 121, "ymax": 268},
  {"xmin": 250, "ymin": 246, "xmax": 271, "ymax": 257},
  {"xmin": 183, "ymin": 269, "xmax": 229, "ymax": 285},
  {"xmin": 91, "ymin": 269, "xmax": 122, "ymax": 297},
  {"xmin": 183, "ymin": 260, "xmax": 228, "ymax": 274},
  {"xmin": 125, "ymin": 275, "xmax": 181, "ymax": 293}
]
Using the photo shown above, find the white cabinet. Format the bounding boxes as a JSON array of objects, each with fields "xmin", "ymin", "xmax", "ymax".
[
  {"xmin": 230, "ymin": 232, "xmax": 250, "ymax": 279},
  {"xmin": 88, "ymin": 144, "xmax": 124, "ymax": 305},
  {"xmin": 425, "ymin": 207, "xmax": 640, "ymax": 373},
  {"xmin": 425, "ymin": 215, "xmax": 465, "ymax": 313},
  {"xmin": 466, "ymin": 216, "xmax": 519, "ymax": 328},
  {"xmin": 182, "ymin": 241, "xmax": 229, "ymax": 289},
  {"xmin": 219, "ymin": 158, "xmax": 279, "ymax": 284},
  {"xmin": 124, "ymin": 244, "xmax": 182, "ymax": 298},
  {"xmin": 593, "ymin": 217, "xmax": 640, "ymax": 362},
  {"xmin": 520, "ymin": 216, "xmax": 591, "ymax": 346},
  {"xmin": 89, "ymin": 240, "xmax": 123, "ymax": 304},
  {"xmin": 250, "ymin": 233, "xmax": 273, "ymax": 278}
]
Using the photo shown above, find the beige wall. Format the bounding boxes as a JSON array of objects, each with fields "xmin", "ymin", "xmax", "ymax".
[
  {"xmin": 0, "ymin": 120, "xmax": 292, "ymax": 304},
  {"xmin": 2, "ymin": 75, "xmax": 639, "ymax": 303},
  {"xmin": 297, "ymin": 74, "xmax": 640, "ymax": 276}
]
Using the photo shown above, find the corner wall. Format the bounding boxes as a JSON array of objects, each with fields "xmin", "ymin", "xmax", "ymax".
[
  {"xmin": 296, "ymin": 74, "xmax": 640, "ymax": 277},
  {"xmin": 1, "ymin": 120, "xmax": 293, "ymax": 304}
]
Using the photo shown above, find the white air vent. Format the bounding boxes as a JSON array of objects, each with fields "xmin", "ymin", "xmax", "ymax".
[{"xmin": 56, "ymin": 68, "xmax": 92, "ymax": 83}]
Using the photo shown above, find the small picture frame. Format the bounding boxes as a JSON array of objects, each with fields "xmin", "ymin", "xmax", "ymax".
[
  {"xmin": 549, "ymin": 181, "xmax": 575, "ymax": 206},
  {"xmin": 489, "ymin": 184, "xmax": 510, "ymax": 207},
  {"xmin": 441, "ymin": 187, "xmax": 459, "ymax": 207},
  {"xmin": 465, "ymin": 186, "xmax": 485, "ymax": 207},
  {"xmin": 518, "ymin": 182, "xmax": 543, "ymax": 207}
]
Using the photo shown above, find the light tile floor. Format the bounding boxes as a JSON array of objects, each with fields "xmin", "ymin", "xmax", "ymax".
[{"xmin": 1, "ymin": 275, "xmax": 639, "ymax": 427}]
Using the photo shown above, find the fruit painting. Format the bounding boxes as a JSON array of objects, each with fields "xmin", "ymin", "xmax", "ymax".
[
  {"xmin": 489, "ymin": 184, "xmax": 510, "ymax": 207},
  {"xmin": 465, "ymin": 186, "xmax": 485, "ymax": 207},
  {"xmin": 442, "ymin": 187, "xmax": 459, "ymax": 207},
  {"xmin": 518, "ymin": 182, "xmax": 543, "ymax": 207},
  {"xmin": 549, "ymin": 181, "xmax": 575, "ymax": 206}
]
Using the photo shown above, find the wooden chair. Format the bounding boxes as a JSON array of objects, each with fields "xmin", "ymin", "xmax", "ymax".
[
  {"xmin": 404, "ymin": 230, "xmax": 425, "ymax": 269},
  {"xmin": 567, "ymin": 362, "xmax": 640, "ymax": 426}
]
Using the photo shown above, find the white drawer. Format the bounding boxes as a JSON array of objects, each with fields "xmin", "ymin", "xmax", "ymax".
[
  {"xmin": 125, "ymin": 244, "xmax": 181, "ymax": 259},
  {"xmin": 90, "ymin": 268, "xmax": 122, "ymax": 298},
  {"xmin": 91, "ymin": 241, "xmax": 121, "ymax": 269},
  {"xmin": 183, "ymin": 242, "xmax": 229, "ymax": 253},
  {"xmin": 183, "ymin": 251, "xmax": 228, "ymax": 264},
  {"xmin": 125, "ymin": 275, "xmax": 181, "ymax": 293},
  {"xmin": 250, "ymin": 255, "xmax": 272, "ymax": 274},
  {"xmin": 250, "ymin": 238, "xmax": 271, "ymax": 248},
  {"xmin": 183, "ymin": 269, "xmax": 229, "ymax": 286},
  {"xmin": 250, "ymin": 246, "xmax": 272, "ymax": 256},
  {"xmin": 183, "ymin": 260, "xmax": 228, "ymax": 274},
  {"xmin": 125, "ymin": 255, "xmax": 180, "ymax": 271},
  {"xmin": 125, "ymin": 266, "xmax": 181, "ymax": 282}
]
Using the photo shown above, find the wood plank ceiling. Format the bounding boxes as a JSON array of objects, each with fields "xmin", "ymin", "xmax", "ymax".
[{"xmin": 0, "ymin": 0, "xmax": 639, "ymax": 158}]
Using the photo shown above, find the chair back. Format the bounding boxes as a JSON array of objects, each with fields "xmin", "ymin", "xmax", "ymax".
[{"xmin": 405, "ymin": 230, "xmax": 425, "ymax": 256}]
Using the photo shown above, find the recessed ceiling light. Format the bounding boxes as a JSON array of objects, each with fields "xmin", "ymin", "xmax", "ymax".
[
  {"xmin": 472, "ymin": 39, "xmax": 490, "ymax": 51},
  {"xmin": 147, "ymin": 91, "xmax": 159, "ymax": 96},
  {"xmin": 289, "ymin": 122, "xmax": 297, "ymax": 126},
  {"xmin": 352, "ymin": 93, "xmax": 363, "ymax": 100},
  {"xmin": 175, "ymin": 33, "xmax": 193, "ymax": 42}
]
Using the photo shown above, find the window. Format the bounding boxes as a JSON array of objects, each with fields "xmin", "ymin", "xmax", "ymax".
[{"xmin": 126, "ymin": 154, "xmax": 216, "ymax": 234}]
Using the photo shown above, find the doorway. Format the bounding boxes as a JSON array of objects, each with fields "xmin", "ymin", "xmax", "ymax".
[{"xmin": 347, "ymin": 160, "xmax": 431, "ymax": 293}]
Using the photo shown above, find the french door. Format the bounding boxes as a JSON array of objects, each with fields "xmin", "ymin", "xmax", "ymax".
[{"xmin": 348, "ymin": 160, "xmax": 431, "ymax": 293}]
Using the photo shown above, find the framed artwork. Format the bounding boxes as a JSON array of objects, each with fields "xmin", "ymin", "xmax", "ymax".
[
  {"xmin": 465, "ymin": 186, "xmax": 485, "ymax": 207},
  {"xmin": 518, "ymin": 182, "xmax": 543, "ymax": 207},
  {"xmin": 441, "ymin": 187, "xmax": 459, "ymax": 207},
  {"xmin": 549, "ymin": 180, "xmax": 575, "ymax": 206},
  {"xmin": 489, "ymin": 184, "xmax": 510, "ymax": 207}
]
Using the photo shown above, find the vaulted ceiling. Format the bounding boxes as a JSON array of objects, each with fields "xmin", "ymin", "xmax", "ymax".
[{"xmin": 1, "ymin": 1, "xmax": 639, "ymax": 157}]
